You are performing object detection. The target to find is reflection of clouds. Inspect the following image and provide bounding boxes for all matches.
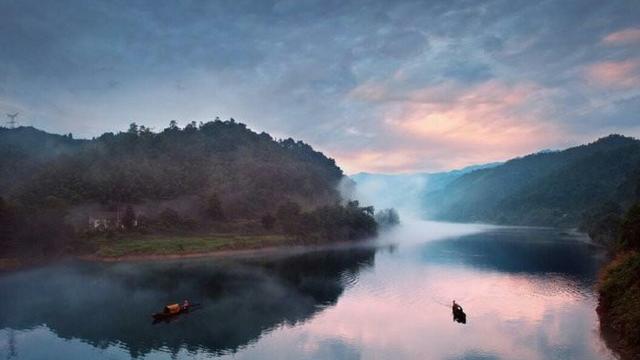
[0,247,377,358]
[216,223,614,360]
[0,223,616,360]
[230,261,612,360]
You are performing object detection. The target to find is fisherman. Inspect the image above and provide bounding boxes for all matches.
[182,299,190,310]
[452,300,466,323]
[452,300,461,311]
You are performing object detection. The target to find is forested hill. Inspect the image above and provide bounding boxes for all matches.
[0,119,388,262]
[424,135,640,227]
[0,120,343,217]
[1,121,387,260]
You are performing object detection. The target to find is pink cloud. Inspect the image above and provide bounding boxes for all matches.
[334,150,425,174]
[336,80,563,173]
[602,27,640,45]
[584,59,640,89]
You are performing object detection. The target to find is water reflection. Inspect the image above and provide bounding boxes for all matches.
[418,227,601,281]
[0,247,376,358]
[0,223,616,360]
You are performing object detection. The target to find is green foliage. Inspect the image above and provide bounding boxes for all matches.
[92,233,290,257]
[276,201,302,234]
[580,201,623,246]
[261,214,276,230]
[598,252,640,358]
[1,120,343,217]
[156,208,192,231]
[0,122,382,258]
[0,197,18,255]
[206,193,225,221]
[0,195,75,257]
[618,204,640,252]
[275,200,377,241]
[121,205,136,230]
[591,203,640,359]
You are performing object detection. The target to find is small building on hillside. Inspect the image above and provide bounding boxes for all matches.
[87,209,139,231]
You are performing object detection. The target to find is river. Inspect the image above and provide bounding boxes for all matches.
[0,221,616,359]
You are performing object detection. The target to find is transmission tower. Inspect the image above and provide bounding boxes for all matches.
[5,112,19,128]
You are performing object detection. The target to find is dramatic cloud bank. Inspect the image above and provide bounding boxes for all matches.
[1,0,639,172]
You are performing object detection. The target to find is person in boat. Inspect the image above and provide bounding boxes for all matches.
[452,300,466,323]
[452,300,461,311]
[182,299,190,310]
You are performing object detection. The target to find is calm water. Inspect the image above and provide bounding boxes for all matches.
[0,221,617,360]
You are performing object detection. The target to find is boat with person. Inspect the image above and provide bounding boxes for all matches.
[452,300,466,324]
[152,300,200,322]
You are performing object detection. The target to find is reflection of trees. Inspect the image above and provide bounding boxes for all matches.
[419,228,603,283]
[7,329,17,359]
[0,247,376,358]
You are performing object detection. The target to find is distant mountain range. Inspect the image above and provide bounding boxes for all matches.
[424,134,640,227]
[350,162,501,213]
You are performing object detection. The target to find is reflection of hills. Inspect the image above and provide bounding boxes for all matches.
[0,247,376,358]
[419,228,603,282]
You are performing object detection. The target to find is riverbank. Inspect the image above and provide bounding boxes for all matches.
[83,233,296,260]
[593,203,640,360]
[1,232,380,269]
[597,251,640,360]
[0,233,294,270]
[0,224,613,360]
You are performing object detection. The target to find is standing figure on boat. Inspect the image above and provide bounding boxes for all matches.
[452,300,467,324]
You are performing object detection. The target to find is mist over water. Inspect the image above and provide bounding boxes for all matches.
[0,221,615,360]
[348,174,429,218]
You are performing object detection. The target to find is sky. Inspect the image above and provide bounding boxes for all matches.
[1,0,639,174]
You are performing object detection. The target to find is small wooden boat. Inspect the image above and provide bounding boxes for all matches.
[152,303,200,322]
[453,304,466,324]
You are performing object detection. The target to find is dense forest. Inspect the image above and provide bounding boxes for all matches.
[0,120,380,259]
[424,135,640,228]
[596,202,640,360]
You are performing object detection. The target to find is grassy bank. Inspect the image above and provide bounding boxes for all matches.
[597,251,640,359]
[88,233,292,258]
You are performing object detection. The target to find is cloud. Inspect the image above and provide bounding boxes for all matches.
[389,82,555,146]
[341,79,564,172]
[584,59,640,89]
[1,0,639,173]
[602,27,640,45]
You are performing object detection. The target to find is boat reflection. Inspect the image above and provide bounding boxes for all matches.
[0,247,377,358]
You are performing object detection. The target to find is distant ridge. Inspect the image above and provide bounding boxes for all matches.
[350,162,501,212]
[424,134,640,226]
[0,122,344,215]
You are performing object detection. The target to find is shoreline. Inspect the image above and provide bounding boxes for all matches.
[1,243,327,271]
[2,233,386,270]
[79,243,298,262]
[78,239,383,263]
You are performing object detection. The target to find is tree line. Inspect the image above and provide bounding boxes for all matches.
[0,120,385,258]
